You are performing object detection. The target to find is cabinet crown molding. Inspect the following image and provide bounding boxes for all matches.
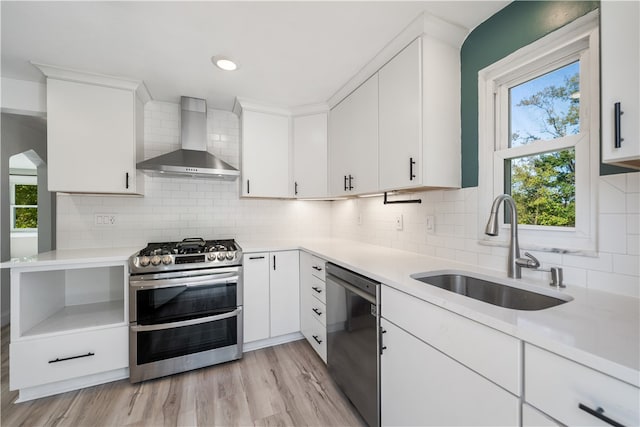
[327,12,467,109]
[31,62,152,104]
[233,97,292,117]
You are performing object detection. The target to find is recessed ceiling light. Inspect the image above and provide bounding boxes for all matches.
[212,56,238,71]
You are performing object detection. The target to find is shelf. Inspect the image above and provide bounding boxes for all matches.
[21,300,125,338]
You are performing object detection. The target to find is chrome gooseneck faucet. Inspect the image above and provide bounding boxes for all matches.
[485,194,540,278]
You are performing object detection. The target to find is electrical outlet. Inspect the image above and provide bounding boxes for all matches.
[426,215,435,234]
[395,214,403,231]
[95,214,117,226]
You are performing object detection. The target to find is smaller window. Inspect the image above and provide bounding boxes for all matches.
[10,176,38,231]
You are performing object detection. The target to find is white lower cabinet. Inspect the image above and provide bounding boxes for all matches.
[381,285,520,426]
[10,326,128,390]
[243,251,300,344]
[9,261,129,401]
[381,318,519,426]
[522,404,560,427]
[525,344,639,427]
[299,251,327,362]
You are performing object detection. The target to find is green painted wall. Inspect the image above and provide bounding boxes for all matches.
[460,0,631,188]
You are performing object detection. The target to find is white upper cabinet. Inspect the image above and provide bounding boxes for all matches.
[293,112,328,198]
[237,101,292,198]
[39,65,148,195]
[379,38,422,191]
[379,35,461,190]
[601,1,640,169]
[329,74,379,196]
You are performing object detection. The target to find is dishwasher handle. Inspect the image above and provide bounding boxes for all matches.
[327,273,376,304]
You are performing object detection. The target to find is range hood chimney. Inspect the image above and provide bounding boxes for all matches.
[136,96,240,180]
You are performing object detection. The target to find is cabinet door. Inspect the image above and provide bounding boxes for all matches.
[269,251,300,337]
[523,404,560,427]
[293,113,328,198]
[47,78,137,194]
[242,253,270,343]
[241,110,291,197]
[329,75,379,195]
[601,1,640,168]
[381,319,519,426]
[379,38,422,191]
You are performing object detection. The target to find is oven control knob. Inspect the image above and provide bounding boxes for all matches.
[139,256,151,267]
[208,252,216,261]
[217,253,226,261]
[151,255,161,266]
[162,255,172,265]
[226,252,235,260]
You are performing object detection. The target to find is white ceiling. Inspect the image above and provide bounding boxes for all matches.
[1,1,509,111]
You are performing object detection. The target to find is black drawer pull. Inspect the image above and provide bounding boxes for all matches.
[312,335,323,345]
[311,286,322,293]
[249,256,265,260]
[312,265,323,271]
[49,352,95,364]
[312,308,323,316]
[579,403,625,427]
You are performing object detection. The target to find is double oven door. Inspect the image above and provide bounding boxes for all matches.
[129,266,242,383]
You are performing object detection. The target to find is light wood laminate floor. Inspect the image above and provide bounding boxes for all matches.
[1,326,365,426]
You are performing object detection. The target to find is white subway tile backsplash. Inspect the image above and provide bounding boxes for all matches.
[54,100,639,298]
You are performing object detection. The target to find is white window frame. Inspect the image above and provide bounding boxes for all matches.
[478,11,599,254]
[10,174,38,232]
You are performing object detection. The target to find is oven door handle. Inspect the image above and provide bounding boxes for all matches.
[130,307,242,332]
[130,273,239,289]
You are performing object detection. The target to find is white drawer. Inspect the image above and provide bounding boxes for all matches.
[10,326,128,390]
[310,256,326,281]
[309,275,326,304]
[525,344,639,427]
[382,285,521,395]
[306,316,327,363]
[309,299,326,326]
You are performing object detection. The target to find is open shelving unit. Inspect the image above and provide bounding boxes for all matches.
[12,262,127,340]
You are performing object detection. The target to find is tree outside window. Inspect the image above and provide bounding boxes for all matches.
[10,177,38,230]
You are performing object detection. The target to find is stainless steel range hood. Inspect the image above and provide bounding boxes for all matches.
[137,96,240,180]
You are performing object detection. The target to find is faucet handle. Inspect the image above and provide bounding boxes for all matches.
[517,252,541,269]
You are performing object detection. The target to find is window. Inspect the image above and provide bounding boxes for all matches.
[10,175,38,231]
[478,12,599,253]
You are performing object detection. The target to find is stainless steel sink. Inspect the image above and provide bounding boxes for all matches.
[410,271,572,310]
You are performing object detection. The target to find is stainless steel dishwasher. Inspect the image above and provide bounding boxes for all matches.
[326,263,380,427]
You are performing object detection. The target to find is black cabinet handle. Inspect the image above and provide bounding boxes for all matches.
[409,157,416,181]
[273,255,276,271]
[312,335,323,345]
[249,256,265,260]
[49,352,95,364]
[247,179,250,194]
[343,175,348,191]
[578,403,625,427]
[312,308,322,316]
[379,327,387,355]
[125,172,129,189]
[311,286,322,293]
[614,102,624,149]
[295,181,298,196]
[348,174,354,190]
[312,265,323,271]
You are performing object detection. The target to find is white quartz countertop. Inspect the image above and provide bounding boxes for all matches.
[1,247,139,268]
[4,240,638,387]
[241,238,640,387]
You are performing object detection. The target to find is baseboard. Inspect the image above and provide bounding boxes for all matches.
[15,368,129,403]
[243,331,304,353]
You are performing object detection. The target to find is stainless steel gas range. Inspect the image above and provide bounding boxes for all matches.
[128,238,243,383]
